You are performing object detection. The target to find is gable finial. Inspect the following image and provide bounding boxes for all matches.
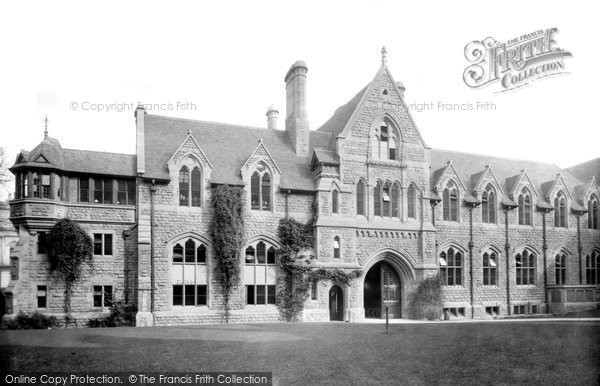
[188,128,192,135]
[258,137,263,144]
[381,46,387,64]
[44,115,48,138]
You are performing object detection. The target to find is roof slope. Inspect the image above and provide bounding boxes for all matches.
[144,114,331,190]
[431,149,585,199]
[316,85,368,148]
[566,158,600,183]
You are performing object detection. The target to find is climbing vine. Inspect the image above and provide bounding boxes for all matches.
[46,218,93,326]
[407,273,444,320]
[210,184,245,323]
[276,200,362,321]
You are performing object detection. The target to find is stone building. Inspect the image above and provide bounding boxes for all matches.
[4,53,600,326]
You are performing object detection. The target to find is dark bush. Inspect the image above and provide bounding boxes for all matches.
[0,311,60,330]
[88,300,137,328]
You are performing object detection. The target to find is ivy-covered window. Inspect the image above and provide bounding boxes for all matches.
[245,241,276,265]
[439,247,462,286]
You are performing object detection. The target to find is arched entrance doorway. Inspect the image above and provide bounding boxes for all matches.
[364,261,401,318]
[329,285,344,321]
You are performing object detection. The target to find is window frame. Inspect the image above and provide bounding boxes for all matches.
[588,195,599,230]
[93,233,113,257]
[356,179,366,216]
[554,191,567,228]
[246,284,276,305]
[333,236,341,259]
[518,187,533,226]
[407,183,417,219]
[37,285,47,309]
[172,284,207,307]
[555,253,567,285]
[250,165,272,211]
[442,182,459,222]
[515,249,536,286]
[482,251,498,286]
[439,247,463,286]
[93,285,113,309]
[481,185,497,224]
[586,250,600,285]
[332,189,339,214]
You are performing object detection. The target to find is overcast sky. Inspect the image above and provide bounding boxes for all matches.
[0,1,598,199]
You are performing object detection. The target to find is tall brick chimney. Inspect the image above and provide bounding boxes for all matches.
[285,60,309,156]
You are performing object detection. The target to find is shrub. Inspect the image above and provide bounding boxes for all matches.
[0,311,60,330]
[88,300,137,328]
[408,274,444,320]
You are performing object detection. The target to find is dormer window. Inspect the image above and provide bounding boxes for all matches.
[179,165,202,207]
[587,194,598,230]
[518,187,533,226]
[481,184,497,224]
[443,182,459,222]
[250,163,271,211]
[554,191,567,228]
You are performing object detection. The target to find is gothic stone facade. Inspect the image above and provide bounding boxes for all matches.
[5,59,600,326]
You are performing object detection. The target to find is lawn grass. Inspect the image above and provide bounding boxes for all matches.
[1,321,599,385]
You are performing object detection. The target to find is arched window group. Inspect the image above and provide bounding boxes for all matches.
[442,182,459,222]
[250,163,271,211]
[482,251,497,285]
[371,119,398,161]
[439,247,462,286]
[555,253,567,285]
[172,239,208,307]
[179,165,202,207]
[245,240,278,306]
[518,187,532,226]
[245,241,277,265]
[481,185,496,223]
[554,191,567,228]
[588,195,599,230]
[374,180,400,218]
[586,250,600,285]
[515,249,536,285]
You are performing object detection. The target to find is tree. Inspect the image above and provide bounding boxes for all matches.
[0,147,13,199]
[46,218,93,325]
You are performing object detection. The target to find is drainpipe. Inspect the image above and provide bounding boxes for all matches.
[285,190,290,219]
[466,201,481,319]
[541,211,549,314]
[150,180,156,313]
[502,202,517,315]
[576,212,583,283]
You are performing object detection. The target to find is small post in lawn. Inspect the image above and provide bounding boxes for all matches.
[385,306,389,334]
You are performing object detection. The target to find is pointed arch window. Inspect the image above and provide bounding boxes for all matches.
[443,182,459,221]
[483,251,498,285]
[407,183,417,219]
[555,253,567,285]
[333,236,341,259]
[171,238,208,307]
[179,165,202,207]
[191,167,202,207]
[332,189,339,214]
[554,191,567,228]
[587,195,599,230]
[250,164,271,211]
[518,187,532,225]
[586,250,600,284]
[481,185,497,224]
[373,181,399,218]
[439,247,462,286]
[515,249,536,285]
[179,166,190,206]
[356,179,366,216]
[371,118,399,161]
[244,240,278,305]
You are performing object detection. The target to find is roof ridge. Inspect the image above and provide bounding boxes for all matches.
[63,148,135,157]
[432,148,561,168]
[147,113,272,132]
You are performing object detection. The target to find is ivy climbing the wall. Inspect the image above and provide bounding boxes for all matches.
[276,200,361,321]
[210,184,245,323]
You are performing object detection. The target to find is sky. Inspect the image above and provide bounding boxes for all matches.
[0,0,598,199]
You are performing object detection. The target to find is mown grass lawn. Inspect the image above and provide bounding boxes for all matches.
[1,321,599,385]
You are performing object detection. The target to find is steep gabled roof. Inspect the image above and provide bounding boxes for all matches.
[430,149,584,199]
[317,85,368,146]
[143,114,331,191]
[566,158,600,183]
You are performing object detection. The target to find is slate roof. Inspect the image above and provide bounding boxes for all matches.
[316,85,368,148]
[566,158,600,183]
[11,136,136,177]
[430,149,585,200]
[143,114,331,191]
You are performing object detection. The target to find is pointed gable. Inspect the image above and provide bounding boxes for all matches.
[541,173,573,201]
[33,154,50,164]
[167,131,214,182]
[575,177,600,204]
[471,165,504,195]
[507,169,539,199]
[432,161,467,193]
[241,139,282,180]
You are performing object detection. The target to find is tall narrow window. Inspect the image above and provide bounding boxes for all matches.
[250,166,271,211]
[37,285,47,308]
[127,180,136,205]
[22,172,29,198]
[257,242,266,264]
[185,239,195,263]
[554,191,567,227]
[382,183,390,216]
[371,118,399,161]
[555,253,567,285]
[443,182,459,221]
[179,166,190,206]
[41,174,50,199]
[374,183,381,216]
[333,237,340,259]
[117,180,127,205]
[32,173,40,198]
[391,183,399,218]
[332,190,339,214]
[516,249,536,285]
[587,195,598,230]
[407,184,416,219]
[102,178,112,204]
[586,251,600,285]
[483,252,497,285]
[173,244,184,263]
[191,167,202,207]
[439,247,462,285]
[518,188,532,225]
[481,186,496,223]
[245,246,256,264]
[356,180,366,216]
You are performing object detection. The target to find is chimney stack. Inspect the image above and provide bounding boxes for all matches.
[284,60,309,156]
[266,105,279,130]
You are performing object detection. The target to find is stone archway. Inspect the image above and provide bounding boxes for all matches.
[361,249,415,320]
[329,285,344,321]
